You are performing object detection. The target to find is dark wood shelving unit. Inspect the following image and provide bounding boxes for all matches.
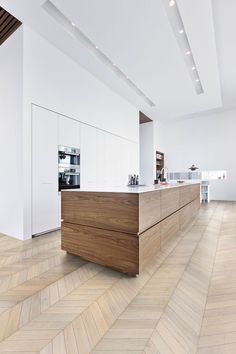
[156,150,164,179]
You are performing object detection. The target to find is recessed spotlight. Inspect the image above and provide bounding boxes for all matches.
[42,0,156,106]
[161,0,204,94]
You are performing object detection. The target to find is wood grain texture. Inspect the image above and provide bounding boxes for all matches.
[62,191,139,234]
[62,222,139,275]
[160,187,180,219]
[0,232,59,267]
[139,223,161,272]
[62,185,200,275]
[1,201,234,353]
[180,202,192,230]
[139,190,161,233]
[179,184,200,209]
[180,198,199,230]
[179,185,192,207]
[193,194,201,213]
[161,210,180,247]
[0,6,21,46]
[191,183,201,201]
[139,111,152,124]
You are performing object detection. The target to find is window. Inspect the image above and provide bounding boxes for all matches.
[201,170,227,180]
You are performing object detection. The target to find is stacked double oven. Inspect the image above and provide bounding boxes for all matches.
[58,146,80,191]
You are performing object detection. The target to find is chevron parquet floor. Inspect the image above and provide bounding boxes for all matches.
[0,202,236,353]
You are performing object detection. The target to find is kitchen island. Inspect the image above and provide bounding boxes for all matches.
[61,182,200,275]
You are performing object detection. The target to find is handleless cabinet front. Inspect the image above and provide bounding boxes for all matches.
[32,105,59,235]
[160,188,180,220]
[58,115,80,149]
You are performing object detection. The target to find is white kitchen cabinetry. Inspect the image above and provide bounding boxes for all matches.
[80,123,138,189]
[32,107,138,236]
[32,106,59,235]
[80,124,98,188]
[96,130,107,187]
[58,115,80,148]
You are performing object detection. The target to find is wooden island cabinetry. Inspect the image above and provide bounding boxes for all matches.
[61,183,200,275]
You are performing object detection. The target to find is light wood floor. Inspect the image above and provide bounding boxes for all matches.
[0,201,236,353]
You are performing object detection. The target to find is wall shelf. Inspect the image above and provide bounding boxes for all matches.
[156,150,164,179]
[201,182,210,203]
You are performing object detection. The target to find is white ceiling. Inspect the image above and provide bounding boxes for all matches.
[0,0,231,122]
[212,0,236,112]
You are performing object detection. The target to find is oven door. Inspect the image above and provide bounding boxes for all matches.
[59,168,80,191]
[58,146,80,167]
[58,153,80,167]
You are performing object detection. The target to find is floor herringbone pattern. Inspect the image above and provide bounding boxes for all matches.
[0,202,235,353]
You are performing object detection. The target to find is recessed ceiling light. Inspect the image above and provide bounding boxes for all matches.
[162,0,204,94]
[42,0,156,107]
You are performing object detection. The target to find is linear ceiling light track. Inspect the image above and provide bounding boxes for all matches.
[42,0,156,107]
[164,0,204,95]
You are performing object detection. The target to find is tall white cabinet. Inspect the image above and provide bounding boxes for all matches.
[32,105,138,236]
[58,116,80,148]
[80,124,138,189]
[80,124,98,188]
[32,106,81,235]
[32,106,59,235]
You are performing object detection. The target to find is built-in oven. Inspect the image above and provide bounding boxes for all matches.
[58,145,80,191]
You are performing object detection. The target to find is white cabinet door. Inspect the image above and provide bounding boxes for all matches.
[80,124,97,188]
[96,130,106,187]
[32,106,59,235]
[58,115,80,148]
[80,123,139,189]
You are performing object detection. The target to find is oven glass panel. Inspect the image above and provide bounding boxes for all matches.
[58,152,80,166]
[58,146,80,190]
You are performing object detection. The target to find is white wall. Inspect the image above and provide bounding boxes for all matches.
[156,109,236,201]
[23,26,138,142]
[22,26,139,239]
[139,122,155,185]
[0,28,24,239]
[154,120,166,154]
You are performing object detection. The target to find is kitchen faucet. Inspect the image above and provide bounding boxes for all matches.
[160,167,169,181]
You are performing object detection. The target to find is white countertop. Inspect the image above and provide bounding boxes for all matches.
[62,181,200,194]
